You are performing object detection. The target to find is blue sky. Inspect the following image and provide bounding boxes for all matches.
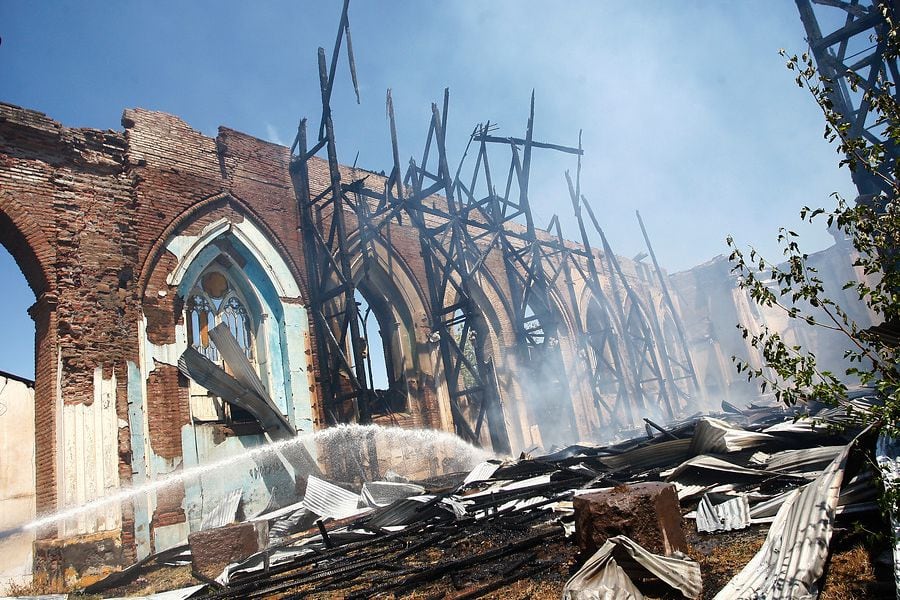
[0,1,858,378]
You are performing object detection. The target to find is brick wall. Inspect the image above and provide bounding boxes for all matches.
[0,101,681,570]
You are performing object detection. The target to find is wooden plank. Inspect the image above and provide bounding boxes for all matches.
[472,134,583,155]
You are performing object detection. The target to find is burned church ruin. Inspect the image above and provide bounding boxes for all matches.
[0,0,886,589]
[0,96,699,581]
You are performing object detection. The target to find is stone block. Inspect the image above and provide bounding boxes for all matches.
[188,521,268,579]
[573,482,686,556]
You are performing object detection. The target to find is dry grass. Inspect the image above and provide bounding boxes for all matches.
[820,545,878,600]
[96,564,197,598]
[686,527,766,599]
[3,573,69,597]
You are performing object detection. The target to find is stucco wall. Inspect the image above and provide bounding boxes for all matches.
[0,373,36,589]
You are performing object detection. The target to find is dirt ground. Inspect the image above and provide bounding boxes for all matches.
[7,512,895,599]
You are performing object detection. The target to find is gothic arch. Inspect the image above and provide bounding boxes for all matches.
[137,192,307,303]
[522,285,581,447]
[345,237,447,429]
[0,200,53,298]
[134,205,315,538]
[442,267,518,450]
[578,286,634,428]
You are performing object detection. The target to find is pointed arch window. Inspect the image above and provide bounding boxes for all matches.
[187,270,254,363]
[186,267,262,424]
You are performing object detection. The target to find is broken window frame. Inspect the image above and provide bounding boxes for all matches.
[185,264,270,427]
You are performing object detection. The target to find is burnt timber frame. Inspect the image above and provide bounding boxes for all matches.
[289,0,373,430]
[289,0,700,451]
[635,210,702,406]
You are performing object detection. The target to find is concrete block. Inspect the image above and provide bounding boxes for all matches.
[573,482,686,556]
[188,521,268,579]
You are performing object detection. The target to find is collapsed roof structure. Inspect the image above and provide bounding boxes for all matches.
[0,0,898,596]
[78,397,898,599]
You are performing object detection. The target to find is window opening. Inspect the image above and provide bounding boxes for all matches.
[523,301,547,350]
[186,268,259,424]
[353,287,406,416]
[0,246,35,380]
[355,289,388,390]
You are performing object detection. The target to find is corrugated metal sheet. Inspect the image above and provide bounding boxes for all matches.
[764,445,844,474]
[748,469,878,522]
[563,554,642,599]
[178,347,292,437]
[599,438,692,472]
[762,418,818,434]
[360,481,426,507]
[714,440,854,599]
[302,475,361,520]
[209,324,297,437]
[364,496,444,529]
[461,461,501,485]
[662,455,775,481]
[563,535,702,600]
[690,417,774,454]
[695,494,750,533]
[251,499,305,522]
[200,488,243,531]
[267,507,317,540]
[208,324,268,401]
[217,546,316,586]
[462,474,553,500]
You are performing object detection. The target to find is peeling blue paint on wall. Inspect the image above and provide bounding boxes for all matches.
[126,360,152,560]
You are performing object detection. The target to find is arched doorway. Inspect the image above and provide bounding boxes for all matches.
[0,204,50,587]
[0,245,38,588]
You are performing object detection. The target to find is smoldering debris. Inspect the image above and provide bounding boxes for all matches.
[81,397,896,599]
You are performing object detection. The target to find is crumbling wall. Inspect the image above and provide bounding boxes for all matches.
[0,102,689,581]
[0,104,138,585]
[669,244,879,407]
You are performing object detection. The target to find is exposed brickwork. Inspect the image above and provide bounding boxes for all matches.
[145,365,190,460]
[188,521,268,579]
[0,101,675,577]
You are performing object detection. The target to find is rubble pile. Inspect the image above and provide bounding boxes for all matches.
[77,395,897,599]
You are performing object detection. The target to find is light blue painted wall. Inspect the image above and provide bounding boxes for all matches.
[125,361,152,559]
[165,226,314,535]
